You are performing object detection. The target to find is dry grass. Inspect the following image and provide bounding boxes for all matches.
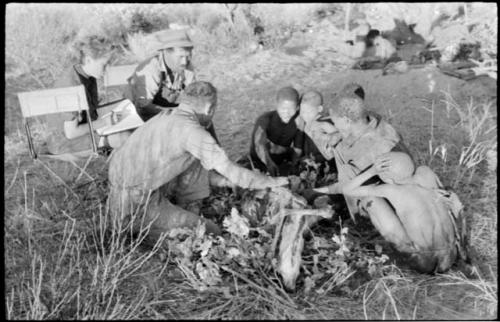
[4,3,498,320]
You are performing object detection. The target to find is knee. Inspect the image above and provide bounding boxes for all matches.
[107,131,132,149]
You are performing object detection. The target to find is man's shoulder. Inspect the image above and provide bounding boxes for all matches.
[366,113,400,142]
[255,110,275,125]
[259,110,276,118]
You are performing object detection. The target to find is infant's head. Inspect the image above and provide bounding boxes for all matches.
[376,152,415,184]
[299,90,323,124]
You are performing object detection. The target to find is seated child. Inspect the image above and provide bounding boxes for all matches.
[296,90,340,175]
[249,86,303,176]
[314,151,464,273]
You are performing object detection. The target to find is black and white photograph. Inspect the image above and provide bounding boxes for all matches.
[4,2,497,320]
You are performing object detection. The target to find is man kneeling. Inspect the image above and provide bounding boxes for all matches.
[108,81,288,241]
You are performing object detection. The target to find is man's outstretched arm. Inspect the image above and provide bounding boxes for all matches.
[314,165,392,198]
[185,126,287,190]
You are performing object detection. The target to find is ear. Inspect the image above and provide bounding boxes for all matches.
[202,101,212,114]
[317,105,324,113]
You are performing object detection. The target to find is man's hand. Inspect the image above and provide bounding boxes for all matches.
[161,87,181,103]
[374,155,392,174]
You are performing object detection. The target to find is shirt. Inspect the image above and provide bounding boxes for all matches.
[109,106,277,192]
[127,51,195,121]
[249,110,303,163]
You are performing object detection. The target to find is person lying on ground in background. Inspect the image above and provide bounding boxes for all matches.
[126,29,219,142]
[108,81,288,242]
[249,86,303,176]
[315,152,464,273]
[46,34,121,154]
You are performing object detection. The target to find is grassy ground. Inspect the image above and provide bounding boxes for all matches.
[4,3,497,320]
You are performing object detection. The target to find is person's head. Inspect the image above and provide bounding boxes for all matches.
[327,93,369,136]
[163,46,193,73]
[276,86,300,124]
[376,152,415,184]
[179,81,217,126]
[155,29,194,73]
[299,90,323,124]
[74,35,115,79]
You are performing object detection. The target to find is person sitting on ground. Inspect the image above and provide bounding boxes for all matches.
[315,152,464,273]
[46,34,119,155]
[249,86,303,176]
[108,81,288,241]
[305,83,366,158]
[295,90,339,177]
[314,88,418,257]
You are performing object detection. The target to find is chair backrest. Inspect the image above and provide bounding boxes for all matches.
[103,64,138,88]
[17,85,89,118]
[17,85,97,159]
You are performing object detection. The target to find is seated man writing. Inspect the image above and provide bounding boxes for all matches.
[47,34,129,154]
[315,152,464,273]
[108,81,288,241]
[249,86,303,176]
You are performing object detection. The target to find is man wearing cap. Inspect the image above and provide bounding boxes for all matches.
[127,29,219,141]
[108,81,288,241]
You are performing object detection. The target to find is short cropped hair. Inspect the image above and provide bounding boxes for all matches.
[341,83,365,100]
[276,86,300,104]
[72,34,115,63]
[331,93,368,122]
[180,81,217,107]
[301,90,323,107]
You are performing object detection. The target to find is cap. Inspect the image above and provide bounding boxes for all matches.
[152,29,193,50]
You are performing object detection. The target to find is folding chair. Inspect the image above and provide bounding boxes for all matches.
[17,85,99,185]
[103,63,138,97]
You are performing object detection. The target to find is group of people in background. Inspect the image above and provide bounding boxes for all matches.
[48,28,466,274]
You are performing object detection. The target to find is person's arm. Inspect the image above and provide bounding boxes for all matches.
[314,166,377,195]
[208,170,233,188]
[307,121,342,160]
[128,59,168,120]
[185,126,287,189]
[63,114,112,139]
[252,115,278,175]
[292,129,305,163]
